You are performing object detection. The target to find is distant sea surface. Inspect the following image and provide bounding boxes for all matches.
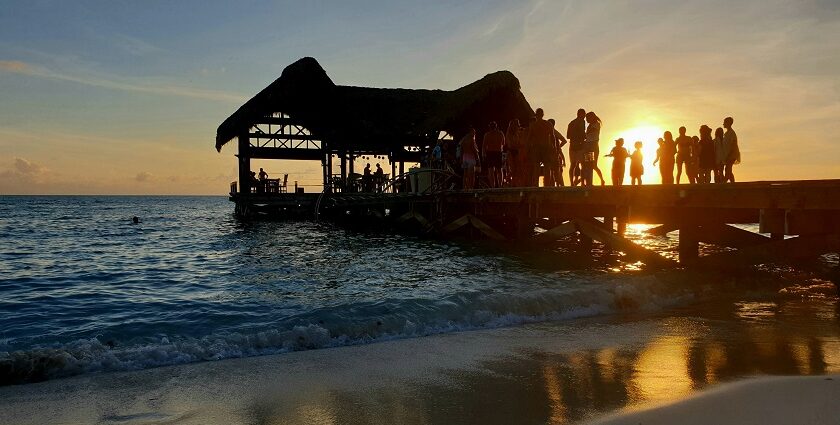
[0,196,836,386]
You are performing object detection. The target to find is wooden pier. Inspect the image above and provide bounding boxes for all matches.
[230,179,840,269]
[216,58,840,274]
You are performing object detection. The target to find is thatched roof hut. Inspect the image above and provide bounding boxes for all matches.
[216,57,534,154]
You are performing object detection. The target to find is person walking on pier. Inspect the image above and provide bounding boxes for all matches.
[584,111,606,186]
[722,117,740,183]
[713,127,726,183]
[605,138,630,186]
[482,121,505,188]
[675,127,692,184]
[567,109,587,186]
[460,128,480,190]
[630,141,644,185]
[698,125,716,183]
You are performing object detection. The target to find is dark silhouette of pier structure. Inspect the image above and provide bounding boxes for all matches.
[217,58,840,269]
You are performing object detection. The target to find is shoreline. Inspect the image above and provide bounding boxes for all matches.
[1,303,838,424]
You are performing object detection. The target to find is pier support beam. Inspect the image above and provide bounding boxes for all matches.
[679,225,700,265]
[237,132,251,196]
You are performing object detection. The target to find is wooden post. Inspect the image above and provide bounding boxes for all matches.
[237,132,251,196]
[603,216,614,232]
[679,225,700,264]
[340,152,347,191]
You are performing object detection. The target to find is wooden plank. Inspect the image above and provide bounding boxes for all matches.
[467,215,507,241]
[696,224,770,248]
[533,221,578,242]
[647,223,678,236]
[573,218,678,268]
[442,214,471,233]
[247,147,324,160]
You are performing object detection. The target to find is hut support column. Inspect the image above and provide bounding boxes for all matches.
[237,132,251,196]
[340,153,347,191]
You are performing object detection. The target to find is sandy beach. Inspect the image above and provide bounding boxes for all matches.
[2,297,838,425]
[587,375,840,425]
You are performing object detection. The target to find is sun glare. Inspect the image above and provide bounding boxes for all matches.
[611,124,664,183]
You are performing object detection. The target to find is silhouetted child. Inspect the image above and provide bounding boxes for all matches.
[605,138,630,186]
[630,141,644,185]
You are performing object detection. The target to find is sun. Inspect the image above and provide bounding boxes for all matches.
[611,124,665,182]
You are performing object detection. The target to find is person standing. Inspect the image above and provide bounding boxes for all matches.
[660,131,677,184]
[529,108,555,186]
[675,127,692,184]
[482,121,505,188]
[713,127,726,183]
[605,138,630,186]
[585,111,606,186]
[722,117,740,183]
[566,109,587,186]
[698,125,716,183]
[460,128,480,190]
[630,141,644,185]
[505,119,522,186]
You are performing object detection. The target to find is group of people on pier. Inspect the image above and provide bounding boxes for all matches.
[438,109,741,189]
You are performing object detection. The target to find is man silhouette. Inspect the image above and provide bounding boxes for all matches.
[567,109,586,186]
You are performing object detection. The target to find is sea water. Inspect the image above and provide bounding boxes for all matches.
[0,195,833,386]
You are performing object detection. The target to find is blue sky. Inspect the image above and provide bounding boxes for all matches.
[1,0,839,193]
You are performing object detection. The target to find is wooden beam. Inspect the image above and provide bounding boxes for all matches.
[247,147,324,160]
[696,224,770,248]
[646,223,678,236]
[532,221,578,242]
[249,132,317,141]
[467,215,507,241]
[440,214,506,240]
[442,214,471,233]
[573,218,677,268]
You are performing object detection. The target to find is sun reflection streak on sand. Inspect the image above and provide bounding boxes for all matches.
[629,335,693,406]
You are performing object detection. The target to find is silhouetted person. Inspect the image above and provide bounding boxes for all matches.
[605,138,630,186]
[250,171,261,193]
[567,108,587,186]
[482,121,505,188]
[722,117,740,183]
[530,108,555,186]
[460,128,479,190]
[549,118,567,186]
[713,127,726,183]
[675,127,692,184]
[374,163,384,191]
[521,116,537,186]
[505,119,522,186]
[432,141,443,169]
[132,216,140,224]
[689,135,701,184]
[363,163,372,192]
[698,125,716,183]
[258,167,268,182]
[585,111,605,186]
[630,141,644,185]
[661,131,677,184]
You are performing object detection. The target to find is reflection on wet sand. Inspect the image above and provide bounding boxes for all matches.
[256,298,839,425]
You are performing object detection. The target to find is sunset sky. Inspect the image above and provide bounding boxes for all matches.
[1,0,838,194]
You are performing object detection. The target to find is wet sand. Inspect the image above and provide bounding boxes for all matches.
[1,295,838,424]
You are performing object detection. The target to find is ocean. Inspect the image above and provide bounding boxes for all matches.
[0,195,837,389]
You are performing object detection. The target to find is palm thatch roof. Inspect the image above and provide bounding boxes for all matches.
[216,57,534,153]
